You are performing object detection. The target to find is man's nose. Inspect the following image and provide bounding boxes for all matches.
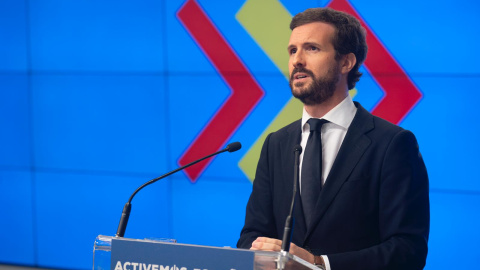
[292,51,305,68]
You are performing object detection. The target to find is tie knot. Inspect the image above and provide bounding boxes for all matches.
[307,118,329,132]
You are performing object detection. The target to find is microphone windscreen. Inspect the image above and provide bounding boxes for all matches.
[293,144,302,154]
[226,142,242,152]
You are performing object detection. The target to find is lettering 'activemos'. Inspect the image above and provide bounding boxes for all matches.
[114,261,187,270]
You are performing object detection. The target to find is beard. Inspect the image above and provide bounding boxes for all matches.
[289,64,340,106]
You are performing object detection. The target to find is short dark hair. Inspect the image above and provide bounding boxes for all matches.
[290,8,367,90]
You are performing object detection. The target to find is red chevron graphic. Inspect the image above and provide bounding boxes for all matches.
[177,0,264,182]
[328,0,422,124]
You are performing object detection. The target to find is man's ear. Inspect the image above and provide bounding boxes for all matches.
[341,53,356,74]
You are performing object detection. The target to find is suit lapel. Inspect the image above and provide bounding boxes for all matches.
[305,103,374,240]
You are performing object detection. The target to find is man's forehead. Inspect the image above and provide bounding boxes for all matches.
[288,21,336,46]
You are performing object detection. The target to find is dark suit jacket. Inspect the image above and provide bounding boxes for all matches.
[237,102,429,270]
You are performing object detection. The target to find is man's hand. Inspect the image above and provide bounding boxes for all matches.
[250,237,315,264]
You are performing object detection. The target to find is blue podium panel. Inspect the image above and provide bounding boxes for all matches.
[0,1,27,71]
[0,74,31,168]
[0,170,35,265]
[170,174,252,248]
[35,171,171,269]
[29,0,165,72]
[31,74,169,175]
[401,75,480,192]
[111,238,254,270]
[426,191,480,270]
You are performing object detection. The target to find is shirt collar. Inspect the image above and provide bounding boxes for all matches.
[301,95,357,132]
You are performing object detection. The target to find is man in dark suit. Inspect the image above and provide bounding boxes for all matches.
[237,7,429,270]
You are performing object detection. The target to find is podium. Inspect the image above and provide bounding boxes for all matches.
[93,235,317,270]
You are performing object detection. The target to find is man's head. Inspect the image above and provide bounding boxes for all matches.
[288,8,367,105]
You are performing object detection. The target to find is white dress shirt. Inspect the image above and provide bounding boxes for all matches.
[299,95,357,270]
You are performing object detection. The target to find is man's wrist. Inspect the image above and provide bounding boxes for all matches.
[313,255,325,269]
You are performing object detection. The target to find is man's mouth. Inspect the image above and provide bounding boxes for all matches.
[294,73,309,80]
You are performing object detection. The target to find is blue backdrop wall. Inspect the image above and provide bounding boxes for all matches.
[1,0,479,269]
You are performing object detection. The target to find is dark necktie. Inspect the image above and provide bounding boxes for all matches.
[301,118,329,228]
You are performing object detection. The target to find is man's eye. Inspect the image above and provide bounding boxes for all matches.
[309,46,318,51]
[289,48,297,55]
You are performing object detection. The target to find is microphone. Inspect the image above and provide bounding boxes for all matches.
[115,141,242,238]
[281,144,302,252]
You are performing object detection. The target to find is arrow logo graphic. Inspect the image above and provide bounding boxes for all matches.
[177,0,264,182]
